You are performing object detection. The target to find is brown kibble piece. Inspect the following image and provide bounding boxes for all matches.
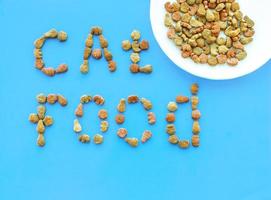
[98,109,108,119]
[36,120,45,133]
[176,95,189,103]
[127,95,139,104]
[57,94,68,106]
[117,98,126,113]
[93,134,104,144]
[34,48,42,59]
[92,49,102,59]
[166,124,176,135]
[148,112,156,125]
[36,93,47,104]
[166,113,175,123]
[192,110,201,120]
[191,83,199,95]
[100,121,109,132]
[29,113,39,123]
[141,130,152,143]
[168,135,179,144]
[117,128,128,138]
[47,94,58,104]
[140,98,152,110]
[80,95,92,104]
[44,29,58,38]
[75,103,83,117]
[139,40,149,50]
[37,105,46,119]
[43,116,53,126]
[178,140,190,149]
[34,37,45,49]
[91,26,103,35]
[130,64,140,73]
[37,134,45,147]
[191,96,199,110]
[99,35,108,48]
[79,134,90,143]
[35,58,44,70]
[93,95,105,105]
[192,135,200,147]
[192,121,200,134]
[57,31,68,41]
[103,48,113,61]
[55,64,68,74]
[125,137,139,147]
[41,67,55,77]
[115,114,125,124]
[108,60,117,72]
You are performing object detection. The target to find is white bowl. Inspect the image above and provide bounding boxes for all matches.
[150,0,271,80]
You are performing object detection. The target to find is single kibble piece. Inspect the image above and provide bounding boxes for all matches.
[192,110,201,120]
[79,134,90,143]
[132,41,141,53]
[192,121,200,134]
[98,109,108,119]
[85,35,93,48]
[166,124,176,135]
[176,95,189,103]
[168,135,179,144]
[36,120,45,134]
[91,26,103,35]
[130,63,140,73]
[167,101,178,112]
[140,98,152,110]
[80,60,89,74]
[37,105,46,119]
[57,94,68,106]
[57,31,68,41]
[36,93,47,104]
[139,65,153,74]
[191,83,199,95]
[43,116,53,126]
[73,119,82,133]
[127,95,139,104]
[122,40,132,51]
[103,48,113,61]
[35,58,44,70]
[125,137,139,147]
[99,35,108,48]
[80,95,92,104]
[34,48,42,59]
[44,29,58,38]
[130,53,140,63]
[92,49,102,59]
[100,121,109,132]
[75,103,83,117]
[141,130,152,143]
[34,37,45,49]
[93,95,105,105]
[131,30,141,41]
[139,40,149,50]
[29,113,39,123]
[41,67,55,77]
[191,135,200,147]
[178,140,190,149]
[117,98,126,113]
[47,94,58,104]
[115,114,125,124]
[108,61,117,72]
[147,112,156,125]
[166,113,175,123]
[117,128,128,138]
[93,134,103,144]
[191,96,199,110]
[37,133,46,147]
[55,64,68,74]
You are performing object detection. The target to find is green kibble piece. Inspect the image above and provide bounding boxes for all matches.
[206,10,215,22]
[80,95,92,104]
[207,56,218,66]
[215,3,225,12]
[197,4,206,16]
[164,13,174,27]
[122,40,132,51]
[244,16,255,28]
[93,134,103,144]
[181,13,191,23]
[187,0,195,5]
[79,134,90,143]
[218,45,229,54]
[173,37,183,46]
[193,47,203,56]
[168,135,179,144]
[236,51,247,61]
[180,2,189,13]
[190,19,203,27]
[131,30,141,41]
[240,37,253,45]
[210,44,218,56]
[216,37,226,45]
[196,38,205,48]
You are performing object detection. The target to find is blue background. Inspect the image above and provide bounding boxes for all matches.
[0,0,271,199]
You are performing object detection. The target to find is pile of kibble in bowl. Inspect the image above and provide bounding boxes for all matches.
[164,0,255,66]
